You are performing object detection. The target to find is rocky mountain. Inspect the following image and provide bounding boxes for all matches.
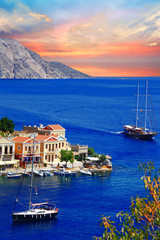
[0,38,90,79]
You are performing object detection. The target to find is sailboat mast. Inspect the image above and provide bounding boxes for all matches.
[136,81,139,128]
[144,80,148,130]
[29,134,35,210]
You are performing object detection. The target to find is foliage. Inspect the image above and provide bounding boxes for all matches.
[60,149,74,167]
[93,153,99,157]
[94,162,160,240]
[88,147,95,156]
[74,155,83,161]
[70,157,74,167]
[0,117,15,133]
[99,154,106,161]
[74,155,79,161]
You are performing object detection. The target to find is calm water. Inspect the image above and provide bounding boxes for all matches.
[0,77,160,240]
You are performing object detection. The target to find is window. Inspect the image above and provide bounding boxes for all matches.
[48,155,50,162]
[52,155,54,162]
[18,145,21,151]
[5,146,8,154]
[59,143,61,148]
[10,146,13,154]
[56,144,58,149]
[46,144,48,149]
[49,144,51,151]
[52,144,54,151]
[28,146,31,152]
[36,146,38,151]
[55,154,57,159]
[25,146,27,151]
[62,142,64,147]
[0,147,2,154]
[45,155,47,160]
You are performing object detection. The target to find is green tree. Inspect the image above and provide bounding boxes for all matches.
[60,149,74,167]
[94,162,160,240]
[93,153,99,157]
[0,117,15,133]
[88,147,95,156]
[99,154,106,161]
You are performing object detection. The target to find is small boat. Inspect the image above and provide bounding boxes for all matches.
[123,81,157,140]
[7,172,21,178]
[23,172,31,177]
[12,134,58,222]
[12,202,58,221]
[33,169,44,177]
[54,168,76,176]
[79,169,94,176]
[42,170,53,176]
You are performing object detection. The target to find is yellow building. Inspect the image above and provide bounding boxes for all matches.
[36,134,67,166]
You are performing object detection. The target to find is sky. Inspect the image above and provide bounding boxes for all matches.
[0,0,160,77]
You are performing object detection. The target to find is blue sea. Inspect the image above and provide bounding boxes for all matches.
[0,77,160,240]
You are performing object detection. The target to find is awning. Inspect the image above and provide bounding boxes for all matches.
[0,160,19,166]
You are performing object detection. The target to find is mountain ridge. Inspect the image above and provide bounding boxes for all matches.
[0,38,90,79]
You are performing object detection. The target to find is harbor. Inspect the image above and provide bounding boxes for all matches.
[0,78,159,240]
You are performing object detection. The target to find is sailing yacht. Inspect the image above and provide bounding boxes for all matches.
[12,135,58,221]
[123,81,157,140]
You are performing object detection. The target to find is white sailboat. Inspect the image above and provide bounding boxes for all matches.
[12,135,58,221]
[123,81,157,140]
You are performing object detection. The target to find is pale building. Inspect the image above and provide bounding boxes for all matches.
[0,137,17,168]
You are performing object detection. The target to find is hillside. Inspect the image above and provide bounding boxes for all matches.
[0,38,90,79]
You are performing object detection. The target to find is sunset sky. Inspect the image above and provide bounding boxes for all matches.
[0,0,160,77]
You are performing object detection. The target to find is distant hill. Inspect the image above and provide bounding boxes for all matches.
[0,38,90,79]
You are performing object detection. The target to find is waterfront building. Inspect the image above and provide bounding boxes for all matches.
[23,124,66,137]
[36,134,69,166]
[11,136,41,167]
[42,125,66,137]
[0,137,17,168]
[70,144,88,160]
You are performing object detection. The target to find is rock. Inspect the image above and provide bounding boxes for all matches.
[0,38,91,79]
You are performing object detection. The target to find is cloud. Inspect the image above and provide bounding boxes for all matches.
[0,0,52,34]
[29,13,52,23]
[67,4,160,49]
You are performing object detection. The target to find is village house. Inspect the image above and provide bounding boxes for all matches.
[11,136,41,167]
[0,137,17,168]
[36,133,69,166]
[70,144,88,160]
[22,124,66,137]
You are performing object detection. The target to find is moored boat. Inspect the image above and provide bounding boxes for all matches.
[79,169,94,176]
[12,202,58,221]
[41,170,53,176]
[33,169,44,177]
[54,168,76,176]
[7,172,21,178]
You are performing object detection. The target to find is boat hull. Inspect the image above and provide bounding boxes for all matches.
[7,174,21,178]
[123,126,157,140]
[12,211,58,222]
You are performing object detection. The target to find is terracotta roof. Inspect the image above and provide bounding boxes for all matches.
[12,136,30,143]
[36,134,58,142]
[36,135,49,141]
[43,124,65,131]
[12,136,40,144]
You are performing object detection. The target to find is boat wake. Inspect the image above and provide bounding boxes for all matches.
[109,131,123,135]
